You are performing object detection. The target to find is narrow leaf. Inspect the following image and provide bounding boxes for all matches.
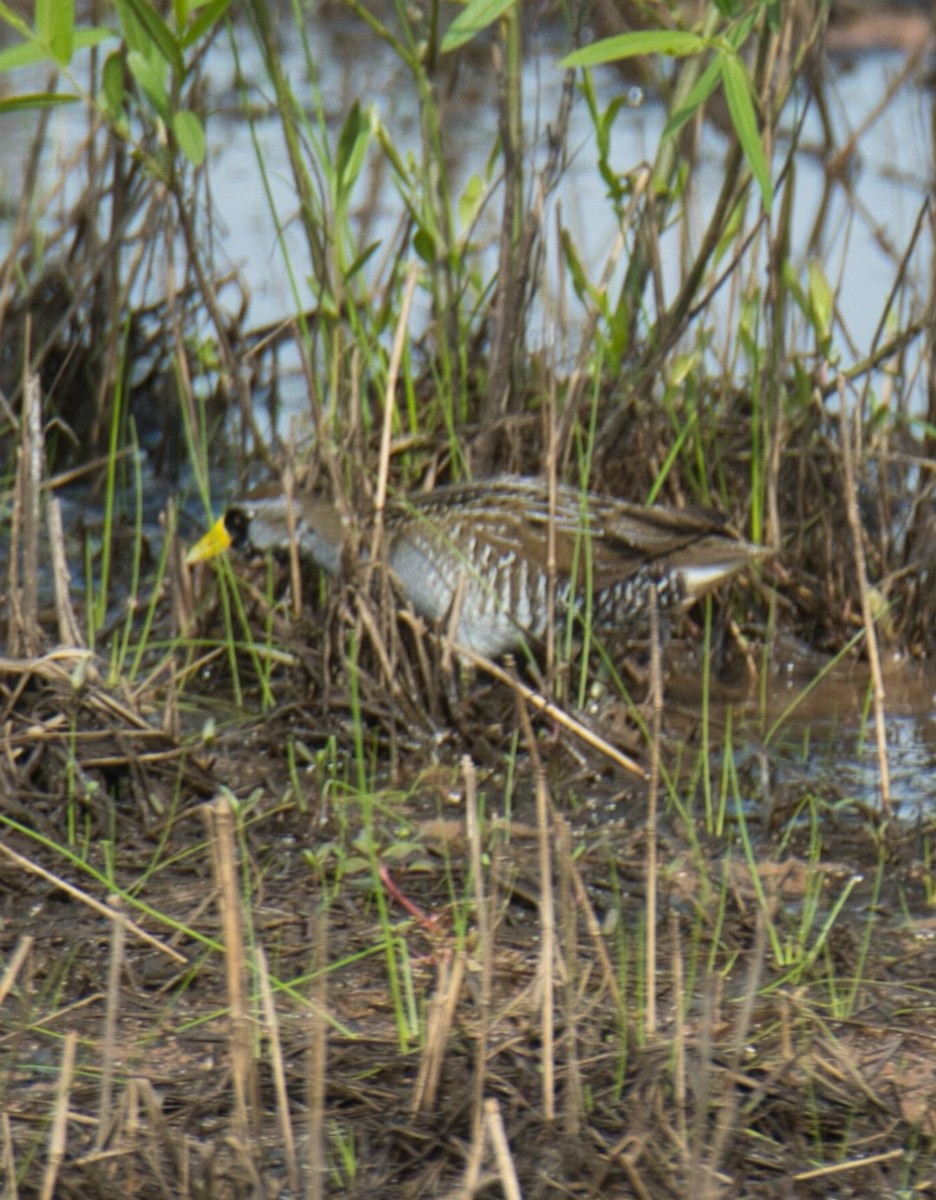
[335,101,372,193]
[183,0,233,48]
[0,24,111,73]
[441,0,516,54]
[0,91,78,112]
[127,47,169,121]
[661,53,720,141]
[100,50,126,122]
[38,0,74,64]
[720,52,772,212]
[807,260,834,344]
[118,0,183,78]
[0,0,30,38]
[561,30,704,69]
[173,108,205,165]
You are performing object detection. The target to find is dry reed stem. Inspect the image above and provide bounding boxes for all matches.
[694,913,767,1200]
[645,584,661,1038]
[792,1147,906,1181]
[96,895,127,1151]
[20,372,41,657]
[565,852,627,1020]
[372,263,420,545]
[39,1029,76,1200]
[256,946,299,1193]
[46,497,84,647]
[837,378,891,811]
[305,903,328,1200]
[283,464,303,620]
[452,643,646,779]
[412,948,467,1117]
[457,1111,490,1199]
[203,794,257,1144]
[483,1098,523,1200]
[463,756,493,1132]
[1,1111,17,1200]
[0,840,187,963]
[544,414,557,680]
[0,935,33,1005]
[670,911,687,1144]
[7,368,42,658]
[515,693,555,1123]
[556,817,583,1136]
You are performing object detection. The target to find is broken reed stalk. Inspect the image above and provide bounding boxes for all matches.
[0,838,186,963]
[556,816,584,1136]
[1,1111,16,1196]
[256,946,299,1194]
[96,894,127,1150]
[671,911,687,1145]
[305,903,328,1200]
[370,261,419,609]
[645,584,662,1038]
[515,692,556,1123]
[0,935,33,1004]
[203,794,258,1145]
[412,946,466,1117]
[9,369,43,657]
[464,755,493,1132]
[39,1030,77,1200]
[483,1097,524,1200]
[454,643,646,780]
[47,497,84,647]
[693,911,768,1200]
[837,377,891,811]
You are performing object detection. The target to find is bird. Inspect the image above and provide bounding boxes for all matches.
[186,476,766,658]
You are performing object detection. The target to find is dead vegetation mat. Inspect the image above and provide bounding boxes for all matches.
[1,635,936,1200]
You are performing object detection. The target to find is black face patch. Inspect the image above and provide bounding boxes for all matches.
[224,507,253,551]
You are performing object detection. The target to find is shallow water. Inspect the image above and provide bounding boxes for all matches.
[1,11,935,814]
[667,646,936,817]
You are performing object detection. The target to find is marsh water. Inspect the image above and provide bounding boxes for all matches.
[2,10,935,815]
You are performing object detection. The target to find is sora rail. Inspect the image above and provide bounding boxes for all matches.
[187,476,766,658]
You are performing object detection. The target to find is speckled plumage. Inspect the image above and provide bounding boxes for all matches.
[194,476,766,657]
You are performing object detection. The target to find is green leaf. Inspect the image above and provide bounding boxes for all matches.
[807,260,834,344]
[344,240,381,283]
[127,47,169,121]
[561,29,705,69]
[413,227,437,264]
[781,261,808,317]
[457,173,484,230]
[0,91,78,112]
[76,26,113,50]
[373,117,410,182]
[560,227,608,320]
[441,0,516,54]
[0,23,110,73]
[335,101,372,195]
[182,0,233,48]
[0,37,49,71]
[37,0,73,64]
[172,107,205,165]
[100,50,126,122]
[116,0,183,78]
[661,53,720,141]
[0,0,31,40]
[720,52,772,212]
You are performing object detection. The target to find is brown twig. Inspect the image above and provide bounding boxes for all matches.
[838,376,891,811]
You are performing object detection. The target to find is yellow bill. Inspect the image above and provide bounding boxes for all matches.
[186,515,233,565]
